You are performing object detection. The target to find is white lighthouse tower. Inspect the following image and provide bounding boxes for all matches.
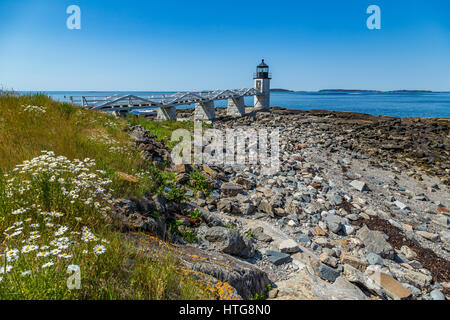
[253,59,271,110]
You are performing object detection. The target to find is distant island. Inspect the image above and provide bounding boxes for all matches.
[388,90,433,93]
[271,88,295,92]
[319,89,433,94]
[319,89,380,93]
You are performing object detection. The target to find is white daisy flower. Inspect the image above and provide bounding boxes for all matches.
[42,261,54,269]
[93,245,106,255]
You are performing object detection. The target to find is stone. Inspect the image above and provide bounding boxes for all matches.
[312,225,328,236]
[221,183,243,198]
[356,225,394,259]
[296,234,311,243]
[205,227,255,258]
[179,244,269,300]
[173,163,192,174]
[252,227,273,243]
[416,230,440,242]
[278,239,300,254]
[318,264,341,283]
[217,199,233,213]
[368,272,412,300]
[197,207,224,227]
[266,250,292,266]
[340,253,367,272]
[440,230,450,242]
[239,203,255,215]
[401,283,421,297]
[350,180,370,192]
[325,214,343,234]
[320,253,338,268]
[328,276,369,300]
[234,176,255,190]
[433,216,449,228]
[342,224,356,235]
[394,200,410,211]
[409,260,423,269]
[268,288,279,299]
[343,264,384,297]
[366,252,384,266]
[402,269,433,288]
[258,199,275,217]
[285,201,302,216]
[400,246,417,260]
[328,192,343,206]
[430,289,446,300]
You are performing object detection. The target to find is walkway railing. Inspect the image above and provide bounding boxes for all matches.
[69,88,261,111]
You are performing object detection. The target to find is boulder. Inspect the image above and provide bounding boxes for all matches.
[356,225,394,259]
[177,244,269,299]
[266,250,292,266]
[340,253,367,272]
[278,239,300,254]
[325,214,344,234]
[221,183,244,198]
[318,264,341,283]
[205,227,255,258]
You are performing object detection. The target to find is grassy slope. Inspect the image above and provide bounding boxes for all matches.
[0,93,216,300]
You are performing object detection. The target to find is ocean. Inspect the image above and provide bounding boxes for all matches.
[22,91,450,118]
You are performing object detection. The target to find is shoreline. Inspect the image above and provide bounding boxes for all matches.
[125,107,450,299]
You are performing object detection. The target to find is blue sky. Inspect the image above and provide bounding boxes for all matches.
[0,0,449,91]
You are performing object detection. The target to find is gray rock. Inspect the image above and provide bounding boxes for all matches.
[179,245,269,299]
[325,214,343,234]
[252,227,273,243]
[327,276,369,300]
[409,260,423,269]
[278,239,300,254]
[318,264,341,283]
[430,289,446,300]
[401,283,421,297]
[350,180,371,192]
[416,230,440,242]
[266,250,292,266]
[356,225,394,259]
[296,234,311,243]
[394,200,410,211]
[217,199,233,213]
[221,183,243,198]
[240,202,256,215]
[205,227,255,258]
[366,252,384,266]
[197,207,225,227]
[328,192,343,206]
[342,224,356,235]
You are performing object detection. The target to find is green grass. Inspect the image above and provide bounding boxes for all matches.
[126,114,211,149]
[0,93,215,300]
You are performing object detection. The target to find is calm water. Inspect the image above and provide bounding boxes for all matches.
[24,91,450,118]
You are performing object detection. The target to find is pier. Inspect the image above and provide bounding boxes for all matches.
[68,60,272,121]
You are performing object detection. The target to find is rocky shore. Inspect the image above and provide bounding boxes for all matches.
[117,108,450,300]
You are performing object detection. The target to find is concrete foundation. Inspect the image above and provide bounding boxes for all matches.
[194,101,216,120]
[157,106,177,121]
[227,97,245,117]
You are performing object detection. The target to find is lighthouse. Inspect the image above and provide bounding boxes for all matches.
[253,59,271,109]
